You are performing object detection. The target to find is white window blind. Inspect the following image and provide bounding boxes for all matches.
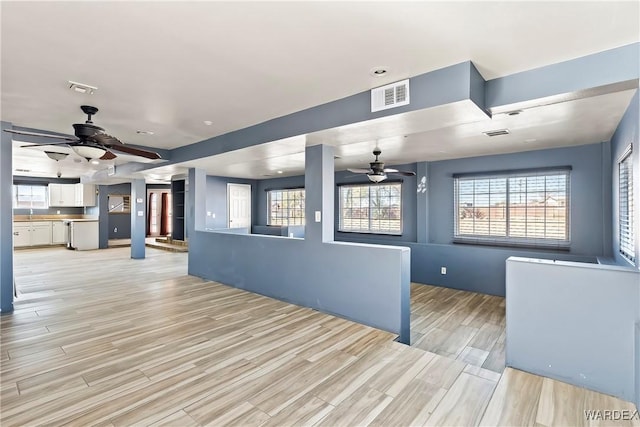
[339,182,402,235]
[619,146,635,263]
[267,188,305,226]
[13,185,48,209]
[454,168,570,248]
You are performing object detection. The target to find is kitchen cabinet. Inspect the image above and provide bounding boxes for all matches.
[51,221,67,244]
[48,184,76,207]
[13,221,52,247]
[75,184,96,207]
[13,223,31,247]
[49,184,96,207]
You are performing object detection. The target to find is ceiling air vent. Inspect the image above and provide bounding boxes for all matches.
[483,129,510,137]
[371,79,410,112]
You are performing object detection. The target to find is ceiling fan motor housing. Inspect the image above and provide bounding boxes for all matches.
[73,122,104,139]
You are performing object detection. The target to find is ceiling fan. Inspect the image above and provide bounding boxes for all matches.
[348,148,416,182]
[4,105,161,161]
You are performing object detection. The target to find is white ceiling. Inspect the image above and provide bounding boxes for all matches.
[2,1,639,181]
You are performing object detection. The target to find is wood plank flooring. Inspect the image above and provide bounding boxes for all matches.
[410,283,505,373]
[1,247,637,426]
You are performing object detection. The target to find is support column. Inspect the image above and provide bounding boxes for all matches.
[1,122,14,313]
[305,144,334,243]
[416,161,429,244]
[188,168,206,235]
[97,185,109,249]
[130,179,146,259]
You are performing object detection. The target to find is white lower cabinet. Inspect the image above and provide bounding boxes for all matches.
[52,221,67,244]
[13,221,53,247]
[13,224,32,247]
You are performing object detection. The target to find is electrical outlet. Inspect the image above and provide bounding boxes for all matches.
[114,227,118,233]
[441,267,447,275]
[56,210,60,214]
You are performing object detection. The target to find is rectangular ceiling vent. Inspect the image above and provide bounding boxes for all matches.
[371,79,410,112]
[483,129,510,137]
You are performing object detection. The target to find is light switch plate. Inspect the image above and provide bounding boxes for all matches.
[315,211,321,222]
[137,211,143,217]
[137,198,143,203]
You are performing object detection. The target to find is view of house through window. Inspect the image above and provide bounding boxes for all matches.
[268,189,305,226]
[339,182,402,234]
[13,185,48,209]
[454,169,570,247]
[619,146,635,263]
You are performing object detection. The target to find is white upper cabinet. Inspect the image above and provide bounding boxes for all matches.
[48,184,76,207]
[49,184,96,207]
[75,184,96,207]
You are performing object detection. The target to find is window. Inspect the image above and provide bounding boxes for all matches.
[339,182,402,234]
[619,146,635,263]
[13,185,48,209]
[454,168,570,248]
[268,189,305,226]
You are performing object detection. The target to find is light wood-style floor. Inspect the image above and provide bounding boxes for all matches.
[2,247,637,426]
[411,283,505,373]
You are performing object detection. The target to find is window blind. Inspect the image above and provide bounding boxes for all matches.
[619,146,635,263]
[454,168,570,249]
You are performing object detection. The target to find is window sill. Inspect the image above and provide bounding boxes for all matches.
[453,237,570,252]
[338,230,403,237]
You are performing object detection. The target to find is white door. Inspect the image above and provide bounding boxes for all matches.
[227,184,251,228]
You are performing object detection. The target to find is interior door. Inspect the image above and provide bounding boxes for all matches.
[227,184,251,229]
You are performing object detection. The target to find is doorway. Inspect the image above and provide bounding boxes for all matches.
[227,183,251,228]
[147,189,172,237]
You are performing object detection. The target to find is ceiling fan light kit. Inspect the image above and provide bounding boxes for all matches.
[72,145,107,160]
[44,151,69,162]
[368,173,387,183]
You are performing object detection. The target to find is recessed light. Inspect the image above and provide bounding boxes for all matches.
[203,120,213,126]
[524,138,537,143]
[136,130,154,135]
[68,80,97,94]
[370,66,390,77]
[91,160,100,165]
[277,170,283,174]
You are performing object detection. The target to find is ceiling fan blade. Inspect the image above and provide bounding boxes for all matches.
[5,129,77,141]
[89,133,124,146]
[20,142,72,148]
[347,168,372,174]
[387,170,416,176]
[100,150,117,160]
[108,144,161,160]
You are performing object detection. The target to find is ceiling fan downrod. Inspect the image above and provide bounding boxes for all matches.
[80,105,99,124]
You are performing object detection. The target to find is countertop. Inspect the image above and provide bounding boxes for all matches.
[14,215,97,222]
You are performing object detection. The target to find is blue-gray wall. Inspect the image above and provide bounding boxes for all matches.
[104,183,131,239]
[506,257,640,404]
[188,144,411,343]
[611,90,639,268]
[206,175,257,230]
[428,143,611,255]
[253,143,609,296]
[1,122,14,313]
